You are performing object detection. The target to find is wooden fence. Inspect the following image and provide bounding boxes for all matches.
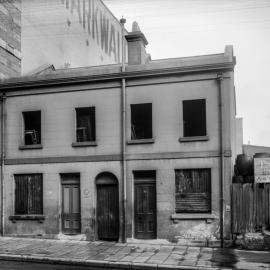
[231,183,270,234]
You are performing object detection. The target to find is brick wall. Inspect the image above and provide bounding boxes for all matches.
[0,0,21,79]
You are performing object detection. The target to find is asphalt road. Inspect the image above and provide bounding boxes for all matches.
[0,260,111,270]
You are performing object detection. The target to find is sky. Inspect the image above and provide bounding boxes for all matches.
[104,0,270,147]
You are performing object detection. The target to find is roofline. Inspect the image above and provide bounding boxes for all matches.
[0,59,235,91]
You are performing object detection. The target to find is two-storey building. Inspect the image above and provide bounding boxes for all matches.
[0,27,237,245]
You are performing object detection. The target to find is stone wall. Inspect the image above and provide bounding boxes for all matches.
[0,0,21,78]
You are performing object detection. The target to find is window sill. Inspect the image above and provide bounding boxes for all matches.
[171,213,216,221]
[179,136,209,143]
[9,215,45,223]
[71,141,97,147]
[19,144,43,150]
[127,138,155,145]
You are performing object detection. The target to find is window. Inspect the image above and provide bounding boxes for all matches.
[76,107,95,142]
[14,174,43,215]
[175,169,211,213]
[23,111,41,145]
[131,103,152,140]
[183,99,206,137]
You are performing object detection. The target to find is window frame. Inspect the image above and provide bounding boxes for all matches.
[20,110,42,149]
[179,99,208,142]
[72,106,97,147]
[174,168,211,214]
[128,103,154,144]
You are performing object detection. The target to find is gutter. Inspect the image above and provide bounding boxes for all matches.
[120,17,127,243]
[0,93,6,236]
[217,73,224,247]
[0,63,236,91]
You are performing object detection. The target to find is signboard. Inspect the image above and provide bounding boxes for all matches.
[22,0,127,75]
[254,157,270,183]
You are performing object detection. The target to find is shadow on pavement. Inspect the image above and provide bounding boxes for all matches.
[211,248,238,268]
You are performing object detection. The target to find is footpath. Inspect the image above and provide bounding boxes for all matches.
[0,237,269,269]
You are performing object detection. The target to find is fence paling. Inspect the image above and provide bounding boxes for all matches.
[232,183,270,234]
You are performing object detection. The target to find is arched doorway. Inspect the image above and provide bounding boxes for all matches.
[96,172,119,241]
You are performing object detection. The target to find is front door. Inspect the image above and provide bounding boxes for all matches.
[97,184,119,240]
[61,174,81,234]
[134,182,156,239]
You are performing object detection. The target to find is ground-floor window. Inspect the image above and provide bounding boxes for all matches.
[175,168,211,213]
[14,174,43,215]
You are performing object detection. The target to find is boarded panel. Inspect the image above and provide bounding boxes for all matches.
[15,174,42,215]
[97,184,119,240]
[175,169,211,213]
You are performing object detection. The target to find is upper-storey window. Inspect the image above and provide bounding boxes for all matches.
[131,103,152,140]
[76,107,96,142]
[23,111,41,145]
[183,99,206,137]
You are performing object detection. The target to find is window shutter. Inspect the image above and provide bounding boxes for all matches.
[28,174,43,214]
[15,175,28,215]
[175,169,211,213]
[15,174,42,215]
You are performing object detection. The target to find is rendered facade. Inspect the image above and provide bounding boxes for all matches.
[0,24,238,244]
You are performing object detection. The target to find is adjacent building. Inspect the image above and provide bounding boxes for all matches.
[0,0,21,79]
[0,23,238,244]
[0,0,125,77]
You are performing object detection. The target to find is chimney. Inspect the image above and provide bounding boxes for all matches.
[125,22,151,65]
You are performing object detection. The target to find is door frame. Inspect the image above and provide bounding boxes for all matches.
[95,172,119,241]
[133,171,157,239]
[60,173,81,235]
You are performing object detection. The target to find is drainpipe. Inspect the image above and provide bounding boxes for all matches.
[0,93,6,236]
[217,73,224,247]
[120,17,127,243]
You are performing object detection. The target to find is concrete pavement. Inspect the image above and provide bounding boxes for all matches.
[0,237,269,269]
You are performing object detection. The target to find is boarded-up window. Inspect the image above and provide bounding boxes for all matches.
[23,111,41,145]
[76,107,96,142]
[15,174,43,215]
[131,103,152,140]
[175,169,211,213]
[183,99,206,137]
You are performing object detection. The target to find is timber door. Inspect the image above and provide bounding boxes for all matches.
[134,172,156,239]
[61,174,81,234]
[96,173,119,241]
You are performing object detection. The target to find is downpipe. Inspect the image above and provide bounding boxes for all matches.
[217,73,224,247]
[0,93,6,236]
[120,17,127,243]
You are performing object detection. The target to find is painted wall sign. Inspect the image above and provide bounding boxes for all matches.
[22,0,126,75]
[254,158,270,183]
[61,0,121,62]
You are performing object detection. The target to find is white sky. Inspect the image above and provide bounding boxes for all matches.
[104,0,270,147]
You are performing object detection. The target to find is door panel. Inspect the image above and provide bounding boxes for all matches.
[62,183,81,234]
[135,183,156,239]
[97,184,119,240]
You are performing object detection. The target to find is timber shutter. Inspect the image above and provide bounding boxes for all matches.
[175,169,211,213]
[15,174,43,215]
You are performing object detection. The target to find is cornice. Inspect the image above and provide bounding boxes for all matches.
[0,59,235,92]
